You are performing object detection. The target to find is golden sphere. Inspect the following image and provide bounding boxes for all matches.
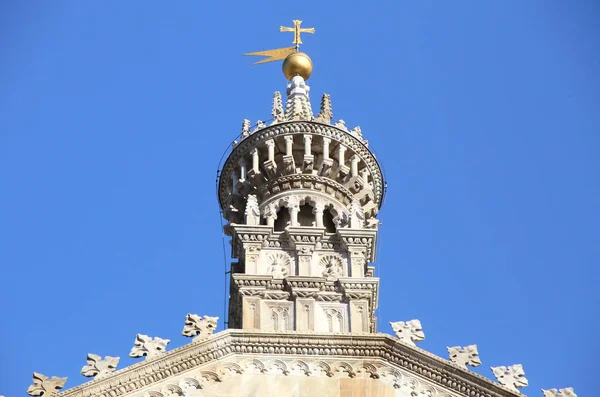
[282,52,313,80]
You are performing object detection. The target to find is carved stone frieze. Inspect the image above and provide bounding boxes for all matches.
[57,330,523,397]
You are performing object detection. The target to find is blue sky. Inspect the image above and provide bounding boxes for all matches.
[1,1,597,396]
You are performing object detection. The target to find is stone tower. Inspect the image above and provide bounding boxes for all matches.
[218,74,383,335]
[25,22,576,397]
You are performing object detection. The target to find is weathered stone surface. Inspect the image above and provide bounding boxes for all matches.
[447,344,481,369]
[129,334,170,359]
[181,314,218,342]
[390,320,425,346]
[80,353,119,378]
[491,364,528,392]
[26,372,66,397]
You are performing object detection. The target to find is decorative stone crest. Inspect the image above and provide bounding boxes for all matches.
[245,194,260,225]
[265,252,292,278]
[447,345,481,369]
[491,364,528,392]
[390,320,425,346]
[80,353,119,379]
[129,334,170,359]
[26,372,67,397]
[318,254,345,280]
[543,388,577,397]
[182,314,219,342]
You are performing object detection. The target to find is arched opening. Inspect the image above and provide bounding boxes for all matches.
[298,204,315,226]
[324,208,336,233]
[274,207,290,231]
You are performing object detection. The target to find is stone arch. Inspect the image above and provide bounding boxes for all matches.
[260,190,348,229]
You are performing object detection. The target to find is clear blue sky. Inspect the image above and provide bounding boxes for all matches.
[1,1,597,396]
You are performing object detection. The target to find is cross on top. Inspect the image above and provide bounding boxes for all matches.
[280,20,315,46]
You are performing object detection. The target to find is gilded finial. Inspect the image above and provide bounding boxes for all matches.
[244,20,315,81]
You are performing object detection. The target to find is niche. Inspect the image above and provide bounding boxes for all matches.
[298,204,315,226]
[323,208,336,233]
[274,207,290,231]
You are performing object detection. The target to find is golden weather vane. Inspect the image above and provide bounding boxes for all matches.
[244,20,315,80]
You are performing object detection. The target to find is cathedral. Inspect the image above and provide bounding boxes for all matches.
[25,21,575,397]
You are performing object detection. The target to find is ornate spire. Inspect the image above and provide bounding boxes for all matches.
[271,91,284,123]
[315,93,332,124]
[285,76,313,120]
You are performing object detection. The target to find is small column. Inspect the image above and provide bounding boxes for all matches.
[303,135,312,156]
[320,138,334,177]
[303,135,315,173]
[285,196,300,226]
[313,199,325,228]
[322,138,331,159]
[338,145,346,166]
[284,135,294,156]
[350,155,359,177]
[296,246,314,276]
[263,139,277,179]
[266,139,275,161]
[283,136,295,175]
[251,148,259,173]
[337,145,350,179]
[238,158,247,182]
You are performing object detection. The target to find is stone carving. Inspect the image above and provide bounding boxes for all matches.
[80,354,119,379]
[26,372,67,397]
[315,93,332,124]
[542,388,577,397]
[334,119,348,131]
[319,254,345,280]
[265,252,291,278]
[390,320,425,346]
[253,120,266,132]
[491,364,528,392]
[241,119,251,138]
[447,345,481,369]
[350,126,363,139]
[349,198,365,229]
[182,314,219,342]
[244,194,260,225]
[218,122,386,212]
[285,76,313,121]
[129,334,170,359]
[271,91,284,123]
